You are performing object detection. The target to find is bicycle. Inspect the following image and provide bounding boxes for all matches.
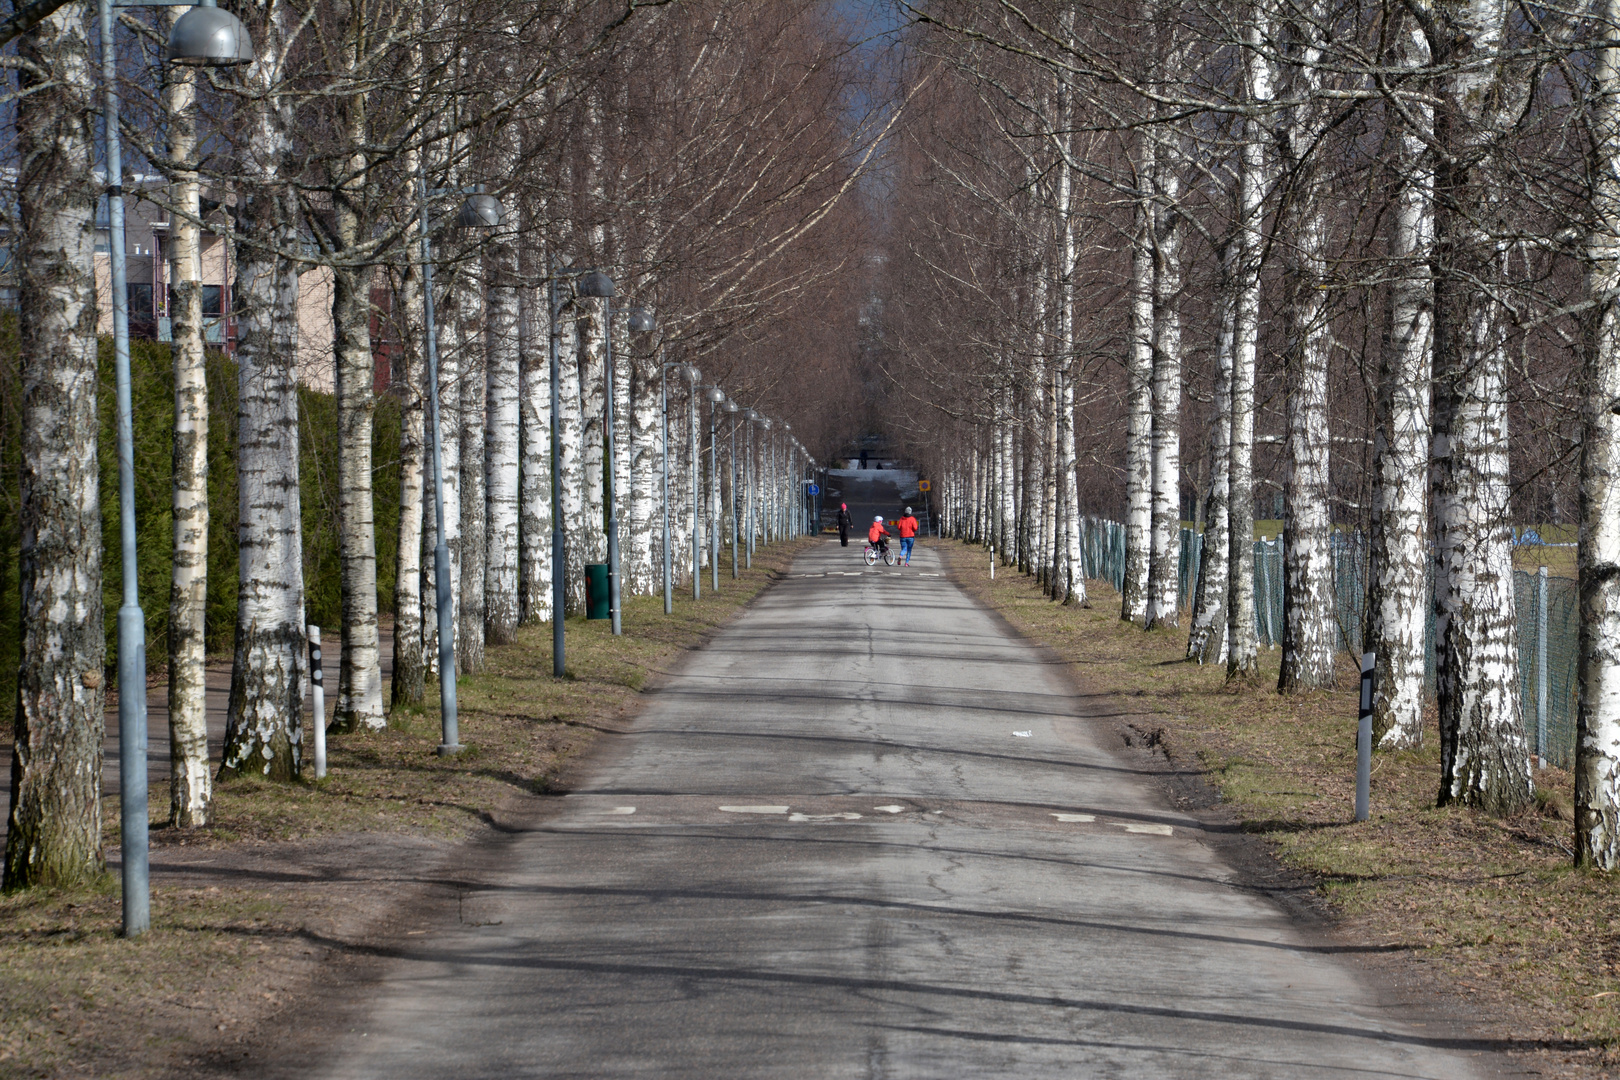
[863,542,896,566]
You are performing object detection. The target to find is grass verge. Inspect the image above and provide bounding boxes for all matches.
[0,540,809,1079]
[941,540,1620,1079]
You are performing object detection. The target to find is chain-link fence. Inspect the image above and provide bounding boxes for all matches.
[1076,518,1579,767]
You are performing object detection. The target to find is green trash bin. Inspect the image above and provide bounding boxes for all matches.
[584,563,611,620]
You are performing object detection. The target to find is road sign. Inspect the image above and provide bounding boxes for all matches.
[918,480,932,492]
[806,483,820,495]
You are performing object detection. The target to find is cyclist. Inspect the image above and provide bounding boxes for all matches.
[867,515,891,560]
[895,507,920,565]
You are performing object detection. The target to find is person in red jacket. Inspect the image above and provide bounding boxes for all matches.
[895,507,920,565]
[867,515,890,559]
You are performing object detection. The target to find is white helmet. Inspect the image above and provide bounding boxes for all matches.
[904,507,912,515]
[874,515,883,523]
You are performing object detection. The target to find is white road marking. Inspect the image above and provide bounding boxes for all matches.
[787,812,863,822]
[873,805,906,814]
[918,573,941,577]
[1012,730,1032,738]
[607,807,636,815]
[1051,813,1095,823]
[718,805,790,814]
[1119,823,1174,836]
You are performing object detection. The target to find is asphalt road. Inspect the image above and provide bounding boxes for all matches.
[313,541,1493,1079]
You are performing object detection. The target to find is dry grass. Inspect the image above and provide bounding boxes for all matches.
[0,540,810,1079]
[943,541,1620,1079]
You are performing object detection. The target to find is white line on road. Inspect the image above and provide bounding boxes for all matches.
[1051,813,1096,822]
[717,805,790,814]
[1119,823,1174,836]
[607,807,636,815]
[873,805,905,814]
[788,812,863,822]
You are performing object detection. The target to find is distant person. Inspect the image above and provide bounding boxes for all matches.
[868,515,891,559]
[895,507,920,566]
[859,449,869,469]
[836,502,853,546]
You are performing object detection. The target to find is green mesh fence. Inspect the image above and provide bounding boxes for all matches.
[1079,520,1579,768]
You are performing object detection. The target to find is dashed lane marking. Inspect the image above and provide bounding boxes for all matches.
[1119,823,1174,836]
[1051,813,1096,823]
[718,805,790,814]
[873,805,906,814]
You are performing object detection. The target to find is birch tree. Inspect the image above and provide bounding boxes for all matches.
[3,0,104,888]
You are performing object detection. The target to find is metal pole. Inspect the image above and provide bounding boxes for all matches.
[549,266,566,676]
[690,386,700,600]
[102,0,148,938]
[730,414,739,579]
[604,296,622,635]
[1356,651,1374,821]
[709,400,719,592]
[419,177,460,751]
[308,625,326,779]
[1537,564,1549,766]
[661,365,672,613]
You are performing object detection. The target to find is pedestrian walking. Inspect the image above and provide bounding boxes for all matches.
[836,502,853,547]
[895,507,920,566]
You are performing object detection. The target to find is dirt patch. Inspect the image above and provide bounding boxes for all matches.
[940,540,1618,1080]
[0,542,808,1079]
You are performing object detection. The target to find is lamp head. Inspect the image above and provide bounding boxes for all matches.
[724,400,740,414]
[706,387,726,403]
[577,271,615,298]
[627,307,655,334]
[685,365,702,385]
[457,193,505,229]
[761,418,773,431]
[168,3,254,66]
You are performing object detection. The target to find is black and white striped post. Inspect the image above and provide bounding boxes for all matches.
[1356,651,1374,822]
[308,624,326,780]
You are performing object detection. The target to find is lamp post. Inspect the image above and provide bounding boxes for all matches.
[725,399,741,577]
[549,264,614,672]
[417,184,506,755]
[100,0,252,940]
[660,360,694,614]
[705,387,725,591]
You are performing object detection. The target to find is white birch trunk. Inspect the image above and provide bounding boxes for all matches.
[1122,138,1155,622]
[165,51,210,821]
[3,0,104,887]
[1146,143,1183,629]
[1227,20,1271,683]
[331,117,384,730]
[518,275,552,624]
[1189,246,1235,663]
[1577,0,1620,867]
[628,357,659,594]
[1432,0,1533,812]
[392,260,426,707]
[458,258,487,673]
[1368,21,1434,746]
[558,301,589,613]
[484,234,521,644]
[1276,7,1337,692]
[422,282,461,676]
[222,0,304,779]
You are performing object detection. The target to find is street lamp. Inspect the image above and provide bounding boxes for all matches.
[548,262,615,672]
[661,360,696,614]
[100,0,254,940]
[705,387,726,592]
[417,183,505,757]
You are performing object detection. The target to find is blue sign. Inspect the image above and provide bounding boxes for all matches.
[806,483,820,495]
